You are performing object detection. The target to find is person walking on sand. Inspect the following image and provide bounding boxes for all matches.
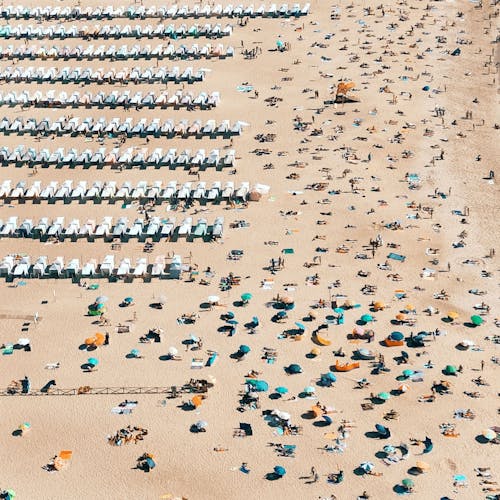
[481,360,485,371]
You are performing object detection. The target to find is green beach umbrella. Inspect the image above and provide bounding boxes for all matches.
[241,293,253,301]
[444,365,457,375]
[402,478,414,488]
[471,315,483,326]
[377,392,391,401]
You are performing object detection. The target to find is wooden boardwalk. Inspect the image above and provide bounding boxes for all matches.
[0,386,187,397]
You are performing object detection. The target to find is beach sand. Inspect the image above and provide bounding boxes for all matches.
[0,1,498,499]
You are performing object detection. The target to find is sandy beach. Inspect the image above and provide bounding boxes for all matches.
[0,1,498,499]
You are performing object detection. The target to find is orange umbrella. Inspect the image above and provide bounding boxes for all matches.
[398,384,410,393]
[280,296,294,304]
[94,333,105,346]
[396,313,406,321]
[192,395,203,408]
[84,336,96,346]
[58,450,73,460]
[405,304,415,311]
[416,461,430,472]
[311,405,322,418]
[373,301,385,311]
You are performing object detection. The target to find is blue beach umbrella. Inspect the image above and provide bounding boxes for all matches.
[275,386,288,394]
[88,357,99,366]
[274,465,286,476]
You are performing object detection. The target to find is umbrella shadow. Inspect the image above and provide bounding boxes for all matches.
[177,403,196,412]
[463,322,478,328]
[407,467,422,476]
[233,300,246,307]
[356,320,368,326]
[475,435,491,444]
[313,420,330,428]
[269,393,282,400]
[441,317,453,323]
[353,467,367,476]
[11,429,23,437]
[80,363,95,372]
[375,451,386,459]
[265,473,282,481]
[301,411,316,420]
[365,431,381,439]
[199,302,212,310]
[159,355,172,361]
[393,485,408,495]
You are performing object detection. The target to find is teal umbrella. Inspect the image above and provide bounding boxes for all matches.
[390,331,404,341]
[124,297,133,303]
[130,349,140,357]
[246,379,269,392]
[402,478,414,488]
[239,345,251,354]
[303,386,315,394]
[88,357,99,366]
[241,293,253,301]
[471,315,483,326]
[288,364,302,374]
[275,386,288,394]
[295,322,306,331]
[333,307,344,314]
[274,465,286,476]
[402,369,414,377]
[377,392,390,401]
[444,365,457,375]
[361,314,373,323]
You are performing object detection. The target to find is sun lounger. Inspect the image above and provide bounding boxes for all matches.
[191,358,204,369]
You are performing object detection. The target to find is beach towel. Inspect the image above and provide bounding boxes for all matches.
[282,248,294,254]
[387,253,406,262]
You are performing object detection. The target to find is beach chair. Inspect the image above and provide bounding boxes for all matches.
[191,358,204,369]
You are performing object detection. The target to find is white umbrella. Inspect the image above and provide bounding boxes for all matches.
[207,295,220,304]
[17,338,30,346]
[168,346,178,356]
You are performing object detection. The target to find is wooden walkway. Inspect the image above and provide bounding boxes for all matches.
[0,386,187,397]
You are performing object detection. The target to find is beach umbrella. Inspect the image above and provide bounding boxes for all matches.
[333,307,344,315]
[226,311,235,319]
[323,415,333,425]
[5,491,15,500]
[239,345,251,354]
[471,315,483,326]
[402,369,414,377]
[207,295,220,304]
[353,325,365,335]
[272,410,291,421]
[423,436,433,453]
[168,346,178,356]
[361,314,373,323]
[402,478,414,488]
[422,85,430,91]
[482,429,496,441]
[96,302,105,310]
[310,347,321,357]
[373,301,385,310]
[288,363,302,374]
[447,311,459,320]
[358,348,372,357]
[398,384,410,393]
[360,462,374,473]
[158,295,167,305]
[241,293,252,301]
[390,331,404,341]
[130,349,140,357]
[275,386,288,395]
[274,466,286,476]
[145,457,156,469]
[192,395,203,408]
[383,445,396,454]
[246,379,269,392]
[444,365,457,375]
[295,322,306,331]
[324,372,337,382]
[460,339,475,347]
[87,357,99,366]
[396,313,406,321]
[303,386,315,394]
[376,424,390,437]
[281,296,294,304]
[195,420,208,429]
[85,336,97,346]
[19,422,31,432]
[277,311,287,318]
[95,295,108,304]
[377,392,391,401]
[416,461,430,472]
[252,316,260,326]
[124,297,133,304]
[227,319,239,325]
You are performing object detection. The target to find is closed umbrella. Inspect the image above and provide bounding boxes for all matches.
[87,357,99,366]
[295,322,306,331]
[19,422,31,432]
[239,345,251,354]
[274,466,286,476]
[390,331,404,341]
[287,363,302,374]
[275,386,288,394]
[471,315,483,326]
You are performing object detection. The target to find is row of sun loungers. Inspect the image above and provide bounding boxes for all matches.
[0,215,225,242]
[0,253,194,280]
[0,65,208,84]
[0,179,264,202]
[0,43,235,60]
[0,4,310,21]
[0,117,248,138]
[0,89,221,109]
[0,147,236,168]
[0,23,233,40]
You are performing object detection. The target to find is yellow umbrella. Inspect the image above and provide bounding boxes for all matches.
[447,311,459,320]
[310,347,321,357]
[405,304,415,311]
[416,461,430,472]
